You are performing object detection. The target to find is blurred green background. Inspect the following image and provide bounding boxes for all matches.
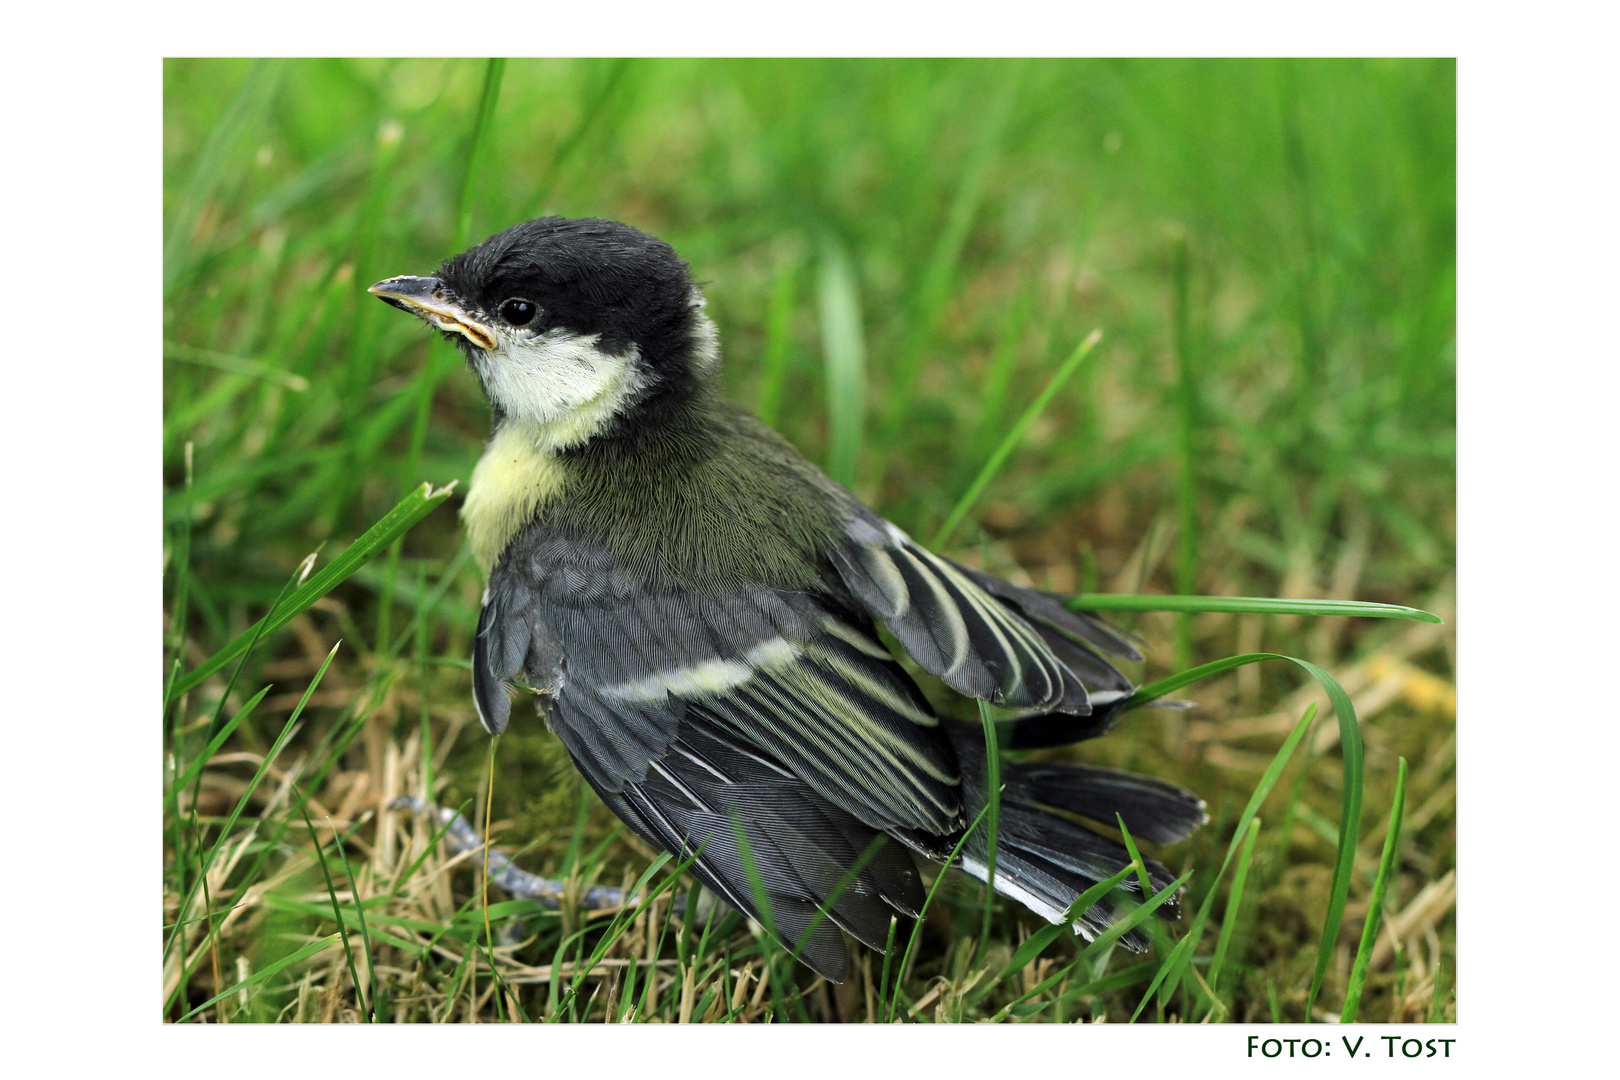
[163,58,1455,1023]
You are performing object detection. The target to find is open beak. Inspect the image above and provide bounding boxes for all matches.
[368,276,497,351]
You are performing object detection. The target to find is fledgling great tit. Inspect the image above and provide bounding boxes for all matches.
[371,217,1206,982]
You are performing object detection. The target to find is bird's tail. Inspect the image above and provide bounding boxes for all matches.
[941,721,1206,949]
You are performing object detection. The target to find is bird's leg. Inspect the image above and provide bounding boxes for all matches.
[388,797,695,916]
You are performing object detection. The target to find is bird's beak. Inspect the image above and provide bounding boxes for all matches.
[368,276,497,351]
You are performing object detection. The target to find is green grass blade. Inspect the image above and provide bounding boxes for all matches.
[382,799,475,906]
[163,643,339,966]
[878,62,1024,453]
[1169,227,1198,668]
[194,562,304,754]
[294,786,370,1022]
[164,59,283,295]
[454,58,508,250]
[1018,863,1141,974]
[1132,651,1364,1017]
[977,698,1001,955]
[1341,756,1407,1023]
[335,830,380,1021]
[164,341,310,391]
[1130,703,1318,1020]
[171,481,455,696]
[560,851,678,1007]
[999,869,1191,1023]
[1069,594,1442,623]
[258,895,438,955]
[164,442,196,953]
[728,814,800,1020]
[1207,816,1261,999]
[819,239,866,490]
[521,58,633,218]
[634,893,677,1021]
[1300,658,1365,1016]
[1115,815,1155,898]
[964,289,1033,468]
[164,441,196,717]
[755,253,799,428]
[966,860,1140,1009]
[167,684,271,806]
[785,833,891,973]
[728,813,778,944]
[877,914,897,1021]
[196,687,387,956]
[931,328,1102,551]
[888,800,993,1022]
[175,933,342,1023]
[1056,959,1160,1007]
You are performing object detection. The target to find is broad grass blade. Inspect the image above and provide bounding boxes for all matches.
[172,481,455,696]
[819,240,866,490]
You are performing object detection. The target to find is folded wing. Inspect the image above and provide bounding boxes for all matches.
[477,533,964,829]
[826,513,1139,720]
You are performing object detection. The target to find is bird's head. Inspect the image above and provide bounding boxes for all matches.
[370,217,718,448]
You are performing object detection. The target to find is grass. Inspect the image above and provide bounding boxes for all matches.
[162,58,1455,1023]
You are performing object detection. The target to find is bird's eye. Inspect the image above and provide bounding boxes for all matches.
[499,298,537,326]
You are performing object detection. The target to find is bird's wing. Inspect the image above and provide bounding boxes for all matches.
[475,535,963,838]
[585,713,925,981]
[474,535,964,981]
[943,557,1144,666]
[825,512,1136,715]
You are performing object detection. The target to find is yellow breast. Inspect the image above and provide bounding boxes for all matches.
[461,422,568,575]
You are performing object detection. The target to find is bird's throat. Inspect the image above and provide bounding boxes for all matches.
[462,421,570,575]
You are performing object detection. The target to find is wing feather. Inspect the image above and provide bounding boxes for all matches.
[585,716,926,982]
[479,534,961,835]
[828,515,1096,712]
[945,557,1145,664]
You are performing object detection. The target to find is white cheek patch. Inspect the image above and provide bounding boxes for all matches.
[688,308,721,375]
[474,329,649,452]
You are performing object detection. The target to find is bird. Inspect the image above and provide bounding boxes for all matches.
[370,216,1206,983]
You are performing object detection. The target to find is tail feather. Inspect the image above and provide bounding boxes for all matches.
[1000,700,1133,750]
[1010,763,1208,845]
[944,722,1203,948]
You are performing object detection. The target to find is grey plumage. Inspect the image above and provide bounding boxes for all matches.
[373,216,1208,983]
